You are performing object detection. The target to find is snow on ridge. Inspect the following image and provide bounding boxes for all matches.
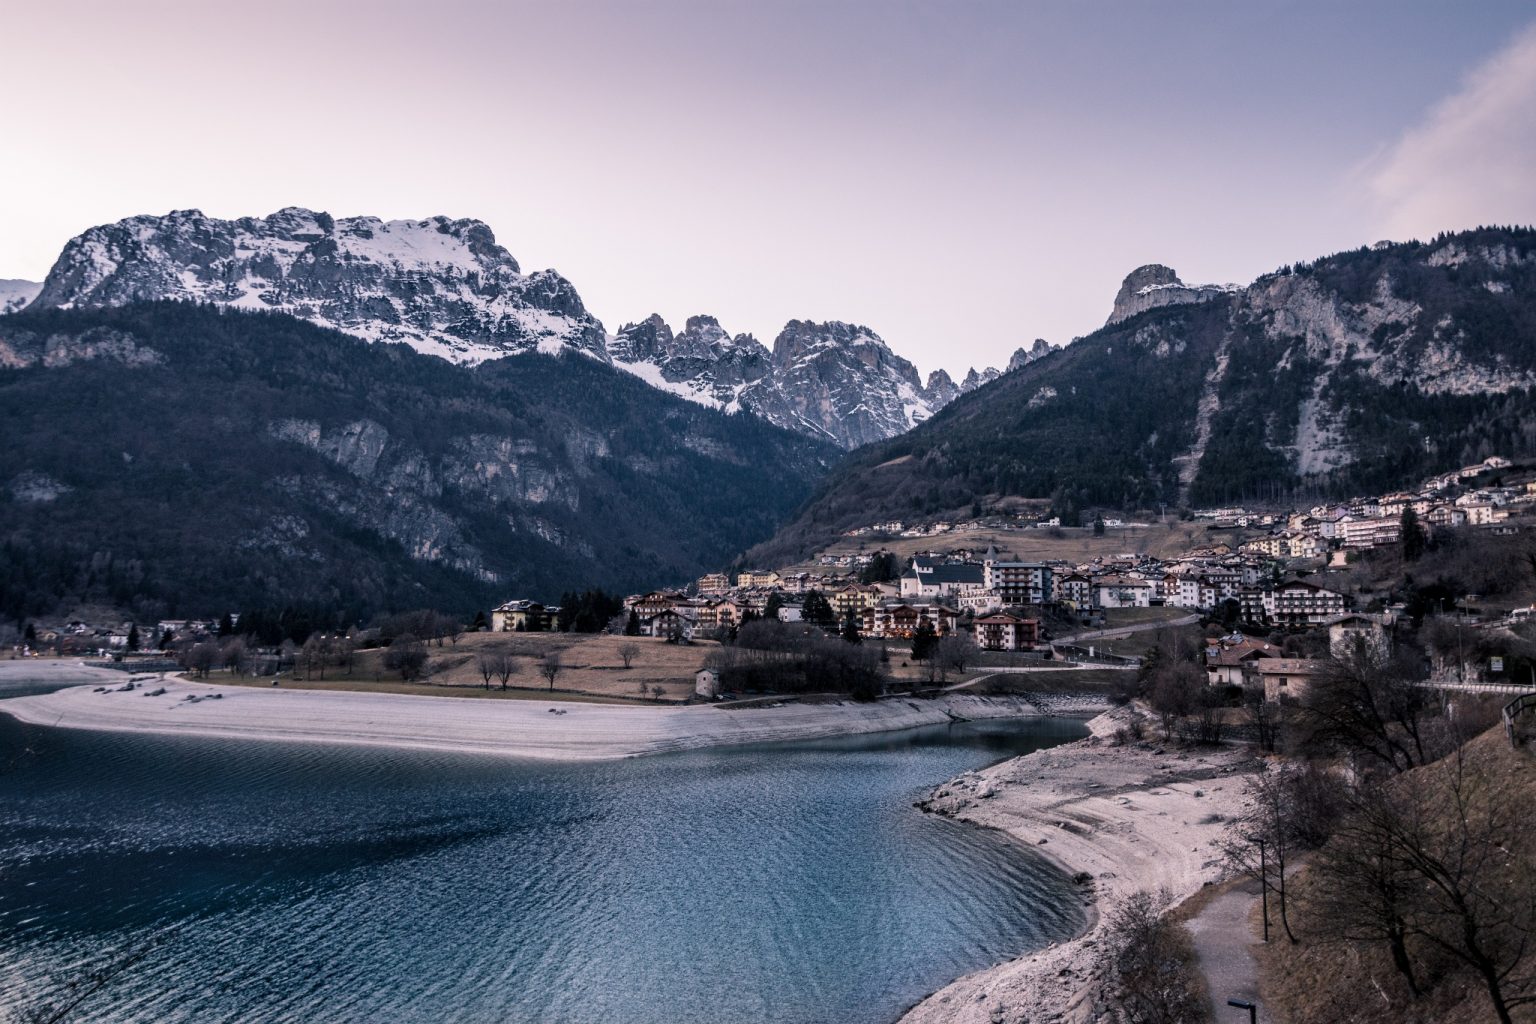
[611,357,730,410]
[34,207,605,366]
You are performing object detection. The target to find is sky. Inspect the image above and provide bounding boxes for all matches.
[3,0,1536,378]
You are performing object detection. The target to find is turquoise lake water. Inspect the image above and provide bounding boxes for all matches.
[0,711,1086,1023]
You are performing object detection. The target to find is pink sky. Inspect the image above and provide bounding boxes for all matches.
[3,1,1535,376]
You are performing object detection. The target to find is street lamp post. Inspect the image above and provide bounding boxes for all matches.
[1227,999,1257,1024]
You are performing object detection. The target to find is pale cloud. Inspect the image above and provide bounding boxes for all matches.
[1368,22,1536,240]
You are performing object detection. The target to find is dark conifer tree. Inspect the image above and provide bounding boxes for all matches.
[911,621,938,661]
[1401,507,1427,562]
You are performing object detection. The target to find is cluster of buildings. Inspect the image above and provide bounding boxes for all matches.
[482,455,1531,668]
[895,546,1348,627]
[1202,613,1391,702]
[1235,456,1527,560]
[15,617,231,656]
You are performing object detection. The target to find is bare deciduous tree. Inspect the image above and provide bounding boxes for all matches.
[618,642,640,669]
[384,634,428,681]
[1321,748,1536,1023]
[221,637,247,676]
[1221,767,1342,944]
[185,641,220,679]
[1107,889,1206,1024]
[539,653,561,691]
[1243,682,1282,752]
[1297,647,1442,774]
[936,633,975,678]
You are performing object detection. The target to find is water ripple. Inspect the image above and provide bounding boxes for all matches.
[0,714,1087,1024]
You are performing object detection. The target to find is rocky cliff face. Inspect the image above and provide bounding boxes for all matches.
[1106,265,1238,325]
[609,314,771,409]
[608,316,972,448]
[29,208,608,363]
[1007,338,1053,371]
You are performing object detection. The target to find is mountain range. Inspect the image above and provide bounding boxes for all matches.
[748,226,1536,565]
[0,302,836,623]
[17,207,1047,449]
[5,211,1534,614]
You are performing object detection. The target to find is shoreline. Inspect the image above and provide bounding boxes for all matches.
[0,663,1104,761]
[896,708,1259,1024]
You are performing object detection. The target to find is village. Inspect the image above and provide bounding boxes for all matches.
[11,453,1535,707]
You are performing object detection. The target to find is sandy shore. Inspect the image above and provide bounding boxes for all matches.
[0,664,1085,760]
[899,708,1260,1024]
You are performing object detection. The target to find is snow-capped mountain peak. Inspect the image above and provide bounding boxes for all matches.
[30,208,608,364]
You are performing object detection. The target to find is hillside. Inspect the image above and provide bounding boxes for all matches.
[749,227,1536,565]
[0,303,837,623]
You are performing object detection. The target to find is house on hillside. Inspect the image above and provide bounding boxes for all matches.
[643,608,696,641]
[1094,575,1153,608]
[831,583,885,619]
[982,546,1053,604]
[864,602,960,639]
[1272,580,1346,626]
[693,599,743,631]
[1056,573,1092,609]
[629,591,687,618]
[492,600,553,632]
[973,613,1039,651]
[1205,638,1278,687]
[1248,658,1329,703]
[1326,612,1389,660]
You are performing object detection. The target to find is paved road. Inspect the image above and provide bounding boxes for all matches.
[942,664,1135,692]
[1186,880,1272,1024]
[1057,613,1200,643]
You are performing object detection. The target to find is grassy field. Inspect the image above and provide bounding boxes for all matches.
[968,667,1134,695]
[1099,606,1195,627]
[217,632,717,704]
[784,521,1256,576]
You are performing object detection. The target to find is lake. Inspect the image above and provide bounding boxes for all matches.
[0,710,1086,1023]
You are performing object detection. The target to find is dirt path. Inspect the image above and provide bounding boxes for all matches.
[1187,880,1271,1024]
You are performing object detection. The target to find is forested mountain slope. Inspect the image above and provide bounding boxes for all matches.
[0,303,837,623]
[749,227,1536,564]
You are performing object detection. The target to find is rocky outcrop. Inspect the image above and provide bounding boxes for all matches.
[609,315,963,448]
[1106,265,1237,325]
[1007,338,1053,371]
[0,324,164,369]
[610,314,771,410]
[30,208,608,364]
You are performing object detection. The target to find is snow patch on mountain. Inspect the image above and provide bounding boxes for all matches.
[30,208,608,364]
